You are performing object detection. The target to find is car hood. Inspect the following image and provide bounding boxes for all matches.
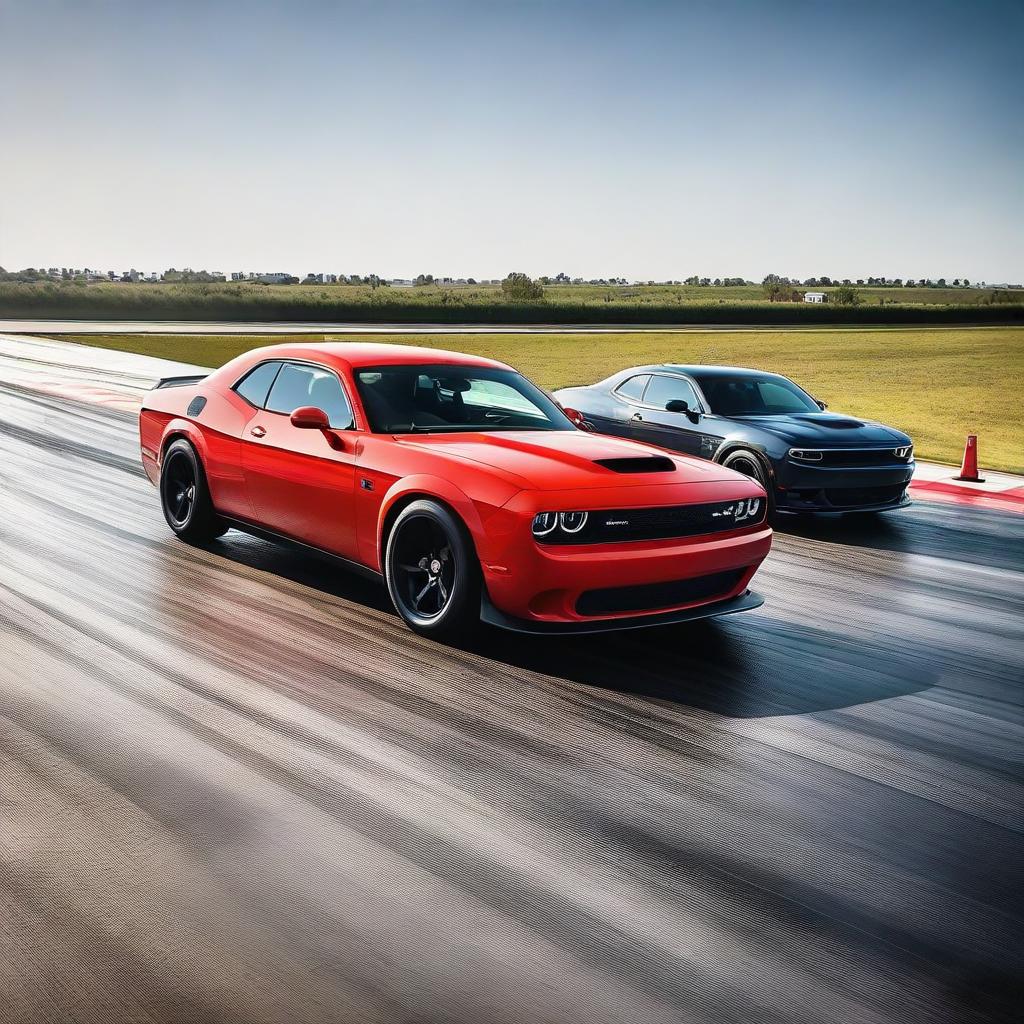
[398,430,741,490]
[729,412,910,445]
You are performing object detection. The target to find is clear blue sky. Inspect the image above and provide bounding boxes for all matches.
[1,0,1021,282]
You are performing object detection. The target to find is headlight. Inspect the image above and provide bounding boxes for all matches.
[532,511,589,538]
[789,449,823,462]
[559,511,588,533]
[895,445,913,460]
[531,512,559,537]
[735,497,761,522]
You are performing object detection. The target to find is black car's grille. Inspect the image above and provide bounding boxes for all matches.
[792,448,910,467]
[824,484,907,507]
[576,569,745,616]
[537,500,765,545]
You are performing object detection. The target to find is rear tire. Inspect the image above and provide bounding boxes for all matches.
[721,448,776,520]
[159,438,228,543]
[385,499,481,641]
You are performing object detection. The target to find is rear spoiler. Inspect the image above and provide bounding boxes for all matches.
[152,374,208,390]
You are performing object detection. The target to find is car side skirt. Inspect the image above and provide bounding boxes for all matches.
[220,517,384,582]
[479,589,764,635]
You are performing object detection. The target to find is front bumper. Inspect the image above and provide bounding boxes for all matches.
[774,459,915,512]
[479,515,772,628]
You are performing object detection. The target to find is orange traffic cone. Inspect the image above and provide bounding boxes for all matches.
[954,434,985,482]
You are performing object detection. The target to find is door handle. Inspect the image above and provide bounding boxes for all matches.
[250,425,266,438]
[631,413,643,422]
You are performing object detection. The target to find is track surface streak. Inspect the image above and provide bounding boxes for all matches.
[0,381,1021,1024]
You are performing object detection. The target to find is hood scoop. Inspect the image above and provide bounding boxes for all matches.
[802,415,864,429]
[594,456,676,474]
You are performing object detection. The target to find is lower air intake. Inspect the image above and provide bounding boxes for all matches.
[576,569,745,616]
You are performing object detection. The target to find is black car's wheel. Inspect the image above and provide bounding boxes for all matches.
[721,448,776,518]
[159,438,228,543]
[385,499,481,641]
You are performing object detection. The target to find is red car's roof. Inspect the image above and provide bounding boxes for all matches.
[233,342,512,373]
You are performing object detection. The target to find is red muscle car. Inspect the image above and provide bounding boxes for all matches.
[140,343,772,639]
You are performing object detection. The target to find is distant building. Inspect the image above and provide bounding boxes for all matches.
[231,272,246,281]
[257,272,295,284]
[325,274,337,284]
[804,291,827,303]
[303,273,324,284]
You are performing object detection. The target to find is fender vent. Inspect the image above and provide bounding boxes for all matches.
[187,396,207,417]
[594,456,675,474]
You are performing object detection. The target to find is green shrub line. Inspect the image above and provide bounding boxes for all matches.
[1,282,1022,325]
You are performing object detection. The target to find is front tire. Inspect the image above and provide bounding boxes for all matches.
[721,448,777,520]
[159,438,228,543]
[385,499,481,641]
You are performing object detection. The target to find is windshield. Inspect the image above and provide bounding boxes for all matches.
[691,372,820,416]
[354,364,575,434]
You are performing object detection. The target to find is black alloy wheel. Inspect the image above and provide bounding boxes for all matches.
[164,451,197,527]
[385,499,480,640]
[159,439,227,543]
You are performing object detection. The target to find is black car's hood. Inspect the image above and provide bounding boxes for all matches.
[729,412,910,446]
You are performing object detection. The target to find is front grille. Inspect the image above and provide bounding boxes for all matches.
[576,569,745,616]
[537,499,765,545]
[824,484,907,507]
[792,448,909,467]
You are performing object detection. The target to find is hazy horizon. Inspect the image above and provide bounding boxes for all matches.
[1,0,1021,282]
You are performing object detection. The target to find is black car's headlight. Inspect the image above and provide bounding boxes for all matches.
[532,511,589,538]
[789,449,823,462]
[895,445,913,460]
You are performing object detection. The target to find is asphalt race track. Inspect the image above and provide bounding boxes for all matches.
[0,376,1022,1024]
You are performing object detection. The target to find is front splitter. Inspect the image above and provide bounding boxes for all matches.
[480,589,764,636]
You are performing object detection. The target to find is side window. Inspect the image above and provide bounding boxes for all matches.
[645,374,700,411]
[233,361,282,408]
[266,363,354,429]
[615,374,650,402]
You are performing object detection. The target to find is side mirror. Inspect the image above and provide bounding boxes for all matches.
[290,406,330,430]
[816,399,828,410]
[666,398,701,422]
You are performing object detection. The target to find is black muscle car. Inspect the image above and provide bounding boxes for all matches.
[554,365,915,515]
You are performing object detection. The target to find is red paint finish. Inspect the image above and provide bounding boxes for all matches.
[140,343,773,627]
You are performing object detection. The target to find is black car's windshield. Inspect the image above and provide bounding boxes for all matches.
[692,372,820,416]
[354,364,575,434]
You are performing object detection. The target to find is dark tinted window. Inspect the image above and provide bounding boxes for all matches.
[645,374,700,410]
[234,361,281,407]
[267,363,354,428]
[615,374,649,401]
[692,373,818,415]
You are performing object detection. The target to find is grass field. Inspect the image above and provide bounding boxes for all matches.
[47,327,1024,473]
[4,281,1023,325]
